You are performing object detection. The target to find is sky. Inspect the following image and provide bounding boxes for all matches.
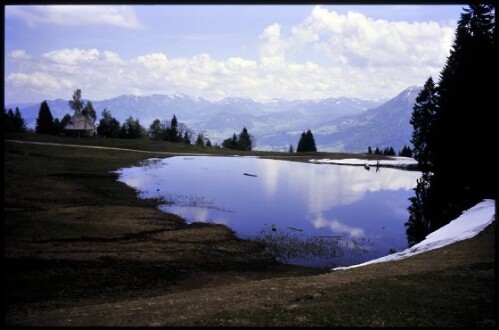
[333,198,496,271]
[4,4,465,104]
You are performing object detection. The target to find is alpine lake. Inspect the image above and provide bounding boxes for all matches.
[116,156,421,268]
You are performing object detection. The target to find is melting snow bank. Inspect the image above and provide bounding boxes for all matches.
[333,199,495,271]
[310,156,418,168]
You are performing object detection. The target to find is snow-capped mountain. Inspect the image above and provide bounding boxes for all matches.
[6,87,419,153]
[318,86,422,152]
[257,86,421,152]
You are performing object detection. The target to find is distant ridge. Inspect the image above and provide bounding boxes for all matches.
[7,86,420,152]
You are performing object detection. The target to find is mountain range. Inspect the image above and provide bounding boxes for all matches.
[6,86,421,152]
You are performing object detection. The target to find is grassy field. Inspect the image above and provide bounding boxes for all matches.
[4,133,495,326]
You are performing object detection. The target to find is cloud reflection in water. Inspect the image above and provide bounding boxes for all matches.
[116,156,420,267]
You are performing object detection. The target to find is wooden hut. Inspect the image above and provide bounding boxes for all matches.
[64,114,96,137]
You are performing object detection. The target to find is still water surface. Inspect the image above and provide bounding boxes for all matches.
[116,156,420,268]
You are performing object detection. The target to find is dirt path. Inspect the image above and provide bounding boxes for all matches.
[5,139,212,156]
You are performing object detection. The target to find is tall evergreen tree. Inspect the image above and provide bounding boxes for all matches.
[148,119,163,141]
[169,115,180,142]
[97,108,121,138]
[382,147,396,156]
[53,118,61,134]
[410,77,438,172]
[406,78,439,244]
[4,108,27,133]
[398,145,413,158]
[405,173,432,247]
[430,4,496,227]
[36,101,54,134]
[406,4,496,245]
[222,133,238,150]
[238,127,252,151]
[13,108,27,132]
[195,132,205,146]
[120,116,145,139]
[297,130,317,152]
[296,132,307,152]
[220,128,253,151]
[305,130,317,152]
[53,113,72,135]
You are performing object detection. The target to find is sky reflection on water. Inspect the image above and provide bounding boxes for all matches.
[116,156,420,268]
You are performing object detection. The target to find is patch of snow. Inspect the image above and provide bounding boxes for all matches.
[333,199,495,271]
[309,156,417,167]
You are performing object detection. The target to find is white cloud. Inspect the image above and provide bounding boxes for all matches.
[259,23,285,57]
[7,71,73,99]
[42,48,100,65]
[286,6,454,68]
[10,50,30,60]
[4,6,456,103]
[227,57,257,70]
[6,5,142,29]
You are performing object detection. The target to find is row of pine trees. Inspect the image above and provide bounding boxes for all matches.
[4,99,417,156]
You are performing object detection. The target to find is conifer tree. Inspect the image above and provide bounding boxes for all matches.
[406,4,496,245]
[195,133,205,146]
[13,107,27,132]
[296,130,317,152]
[296,132,307,152]
[305,130,317,152]
[238,127,252,151]
[169,115,179,142]
[97,108,121,138]
[405,173,432,247]
[430,4,496,226]
[4,108,27,133]
[120,116,145,139]
[410,77,438,172]
[36,101,54,134]
[148,119,163,140]
[53,113,72,135]
[398,145,413,157]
